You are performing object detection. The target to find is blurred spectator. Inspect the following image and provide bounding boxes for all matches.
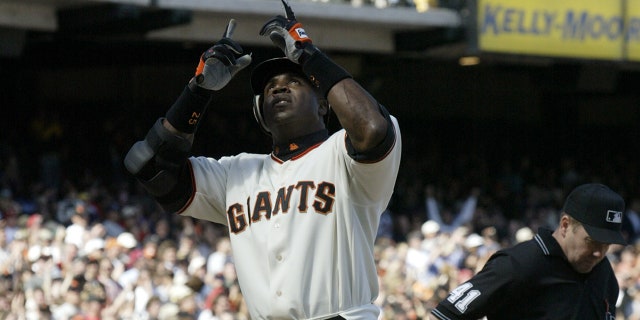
[132,267,155,318]
[425,185,480,234]
[206,237,233,277]
[2,200,20,244]
[51,275,83,319]
[141,295,163,320]
[102,206,126,238]
[477,226,501,258]
[0,223,8,274]
[405,230,430,284]
[377,207,395,241]
[198,293,234,320]
[25,286,52,320]
[76,268,108,320]
[158,303,180,320]
[514,226,534,243]
[623,198,640,245]
[64,208,90,251]
[97,257,121,305]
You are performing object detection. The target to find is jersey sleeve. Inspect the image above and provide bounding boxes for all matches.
[177,155,231,226]
[431,252,518,320]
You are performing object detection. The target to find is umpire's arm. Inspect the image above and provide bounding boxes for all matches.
[431,253,516,320]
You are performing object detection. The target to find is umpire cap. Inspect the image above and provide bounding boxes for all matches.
[563,183,626,245]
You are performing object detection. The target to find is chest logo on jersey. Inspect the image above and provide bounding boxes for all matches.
[226,180,336,234]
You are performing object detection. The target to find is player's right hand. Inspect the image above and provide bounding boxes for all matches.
[194,19,252,91]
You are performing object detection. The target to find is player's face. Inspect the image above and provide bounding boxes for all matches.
[262,72,326,137]
[563,220,610,273]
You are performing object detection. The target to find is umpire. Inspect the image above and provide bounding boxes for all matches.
[431,183,625,320]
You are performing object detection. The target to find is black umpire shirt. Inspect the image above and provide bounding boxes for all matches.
[431,228,619,320]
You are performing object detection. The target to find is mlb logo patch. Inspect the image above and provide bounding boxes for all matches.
[606,210,622,223]
[295,28,308,39]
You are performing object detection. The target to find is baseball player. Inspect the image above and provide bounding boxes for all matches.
[123,0,402,319]
[430,183,625,320]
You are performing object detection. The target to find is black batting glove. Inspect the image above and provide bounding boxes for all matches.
[195,19,252,91]
[259,0,315,64]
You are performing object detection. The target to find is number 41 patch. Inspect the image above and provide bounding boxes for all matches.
[447,283,481,314]
[605,298,615,320]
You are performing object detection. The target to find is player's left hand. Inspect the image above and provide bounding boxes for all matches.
[259,0,314,64]
[195,19,252,91]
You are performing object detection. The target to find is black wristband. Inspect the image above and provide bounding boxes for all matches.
[165,82,213,134]
[301,47,352,98]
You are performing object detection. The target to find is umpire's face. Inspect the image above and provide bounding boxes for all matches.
[562,216,611,273]
[262,72,328,140]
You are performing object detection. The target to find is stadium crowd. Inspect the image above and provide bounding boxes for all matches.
[1,107,639,319]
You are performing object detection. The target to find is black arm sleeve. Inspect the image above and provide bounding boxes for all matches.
[153,161,194,214]
[124,118,194,213]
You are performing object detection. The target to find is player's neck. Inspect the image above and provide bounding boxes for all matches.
[272,129,328,161]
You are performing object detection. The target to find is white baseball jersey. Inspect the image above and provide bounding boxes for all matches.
[181,117,401,320]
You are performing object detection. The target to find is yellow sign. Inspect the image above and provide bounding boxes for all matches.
[477,0,639,61]
[627,0,640,61]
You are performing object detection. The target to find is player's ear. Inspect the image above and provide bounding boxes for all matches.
[559,214,571,235]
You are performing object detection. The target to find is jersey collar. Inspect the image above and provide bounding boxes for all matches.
[272,129,329,161]
[534,227,564,257]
